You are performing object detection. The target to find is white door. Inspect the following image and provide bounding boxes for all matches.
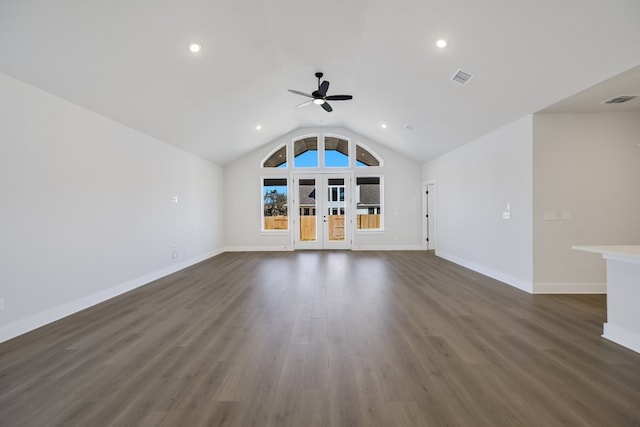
[422,182,435,250]
[294,173,351,249]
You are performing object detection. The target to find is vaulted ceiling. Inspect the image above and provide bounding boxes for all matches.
[1,0,639,165]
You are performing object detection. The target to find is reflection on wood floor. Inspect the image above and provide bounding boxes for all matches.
[1,251,639,426]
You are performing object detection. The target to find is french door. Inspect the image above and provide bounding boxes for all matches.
[293,173,352,249]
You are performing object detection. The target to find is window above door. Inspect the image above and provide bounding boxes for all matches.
[262,134,382,170]
[324,136,349,167]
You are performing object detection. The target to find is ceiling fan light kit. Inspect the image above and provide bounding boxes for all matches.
[288,72,353,112]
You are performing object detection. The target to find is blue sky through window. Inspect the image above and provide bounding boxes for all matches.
[325,150,348,167]
[294,149,350,167]
[263,186,287,196]
[294,150,318,167]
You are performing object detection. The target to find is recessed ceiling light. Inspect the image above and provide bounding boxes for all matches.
[255,124,262,130]
[435,39,447,49]
[381,123,388,129]
[189,43,202,53]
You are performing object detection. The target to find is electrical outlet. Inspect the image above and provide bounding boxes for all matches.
[171,246,178,259]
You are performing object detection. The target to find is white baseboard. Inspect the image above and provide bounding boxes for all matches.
[224,244,426,252]
[603,323,640,354]
[0,249,223,344]
[224,246,293,252]
[436,251,533,293]
[533,282,606,294]
[351,244,426,251]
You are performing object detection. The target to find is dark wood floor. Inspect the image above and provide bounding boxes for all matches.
[1,251,640,426]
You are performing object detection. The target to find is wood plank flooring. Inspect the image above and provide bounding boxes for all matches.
[1,251,640,426]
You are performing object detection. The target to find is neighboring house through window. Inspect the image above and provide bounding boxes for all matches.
[356,176,382,230]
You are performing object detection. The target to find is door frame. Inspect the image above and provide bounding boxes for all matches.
[293,172,353,250]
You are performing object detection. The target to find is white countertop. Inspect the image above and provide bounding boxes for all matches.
[572,245,640,264]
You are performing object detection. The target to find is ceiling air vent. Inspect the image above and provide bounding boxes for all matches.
[451,69,473,85]
[602,95,637,104]
[404,123,416,132]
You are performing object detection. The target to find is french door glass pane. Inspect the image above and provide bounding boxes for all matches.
[327,178,345,241]
[298,178,317,241]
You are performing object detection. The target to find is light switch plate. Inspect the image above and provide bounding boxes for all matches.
[544,211,557,221]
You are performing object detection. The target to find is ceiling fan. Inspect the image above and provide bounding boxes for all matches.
[288,72,353,112]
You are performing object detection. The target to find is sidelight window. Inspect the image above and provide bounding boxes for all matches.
[356,176,382,230]
[262,178,288,231]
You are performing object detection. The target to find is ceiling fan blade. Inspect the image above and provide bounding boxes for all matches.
[318,80,330,96]
[325,95,353,101]
[288,89,313,98]
[296,100,313,108]
[321,102,333,112]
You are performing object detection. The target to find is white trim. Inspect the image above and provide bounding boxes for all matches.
[352,244,426,251]
[0,249,223,344]
[436,251,533,293]
[224,246,294,252]
[603,323,640,354]
[532,282,606,294]
[228,244,425,251]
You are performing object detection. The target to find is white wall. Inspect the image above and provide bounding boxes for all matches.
[532,112,640,292]
[223,127,422,250]
[0,73,224,342]
[422,116,534,292]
